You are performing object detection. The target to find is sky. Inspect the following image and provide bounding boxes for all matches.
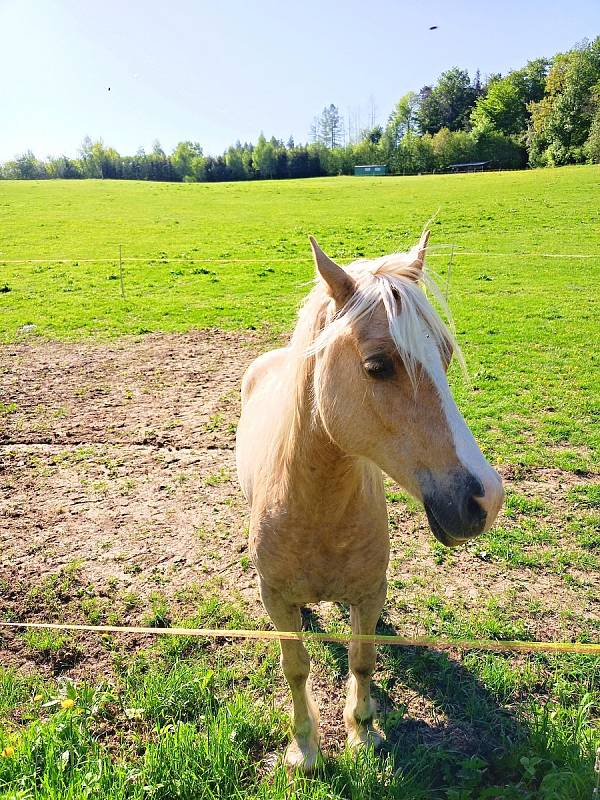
[1,0,598,161]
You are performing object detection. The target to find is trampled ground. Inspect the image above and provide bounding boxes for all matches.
[0,170,599,798]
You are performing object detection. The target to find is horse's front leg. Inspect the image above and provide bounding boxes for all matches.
[344,581,386,749]
[260,582,320,771]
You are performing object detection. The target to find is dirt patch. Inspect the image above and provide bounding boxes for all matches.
[1,331,267,670]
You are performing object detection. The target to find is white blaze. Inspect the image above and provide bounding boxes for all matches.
[419,329,503,504]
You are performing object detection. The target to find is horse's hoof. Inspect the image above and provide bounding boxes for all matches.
[346,720,384,751]
[344,697,385,750]
[285,737,319,773]
[344,704,384,751]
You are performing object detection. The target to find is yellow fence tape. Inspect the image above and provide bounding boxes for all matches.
[1,621,599,655]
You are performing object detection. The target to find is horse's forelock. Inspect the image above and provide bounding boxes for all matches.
[305,253,464,387]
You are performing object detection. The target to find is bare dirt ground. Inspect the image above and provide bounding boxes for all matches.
[0,331,266,671]
[1,330,598,752]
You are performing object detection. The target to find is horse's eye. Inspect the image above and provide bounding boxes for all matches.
[364,356,395,379]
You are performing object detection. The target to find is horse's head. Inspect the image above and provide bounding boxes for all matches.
[308,233,503,546]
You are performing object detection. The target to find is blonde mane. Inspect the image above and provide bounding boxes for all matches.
[263,243,463,490]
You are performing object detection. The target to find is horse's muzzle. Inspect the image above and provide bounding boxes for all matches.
[419,469,490,547]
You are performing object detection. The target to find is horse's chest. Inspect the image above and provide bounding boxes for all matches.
[250,521,389,605]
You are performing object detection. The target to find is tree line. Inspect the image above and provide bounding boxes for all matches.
[2,37,599,182]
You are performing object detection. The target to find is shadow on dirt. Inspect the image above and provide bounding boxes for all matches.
[301,605,526,767]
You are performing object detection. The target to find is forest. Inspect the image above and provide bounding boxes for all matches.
[2,37,599,182]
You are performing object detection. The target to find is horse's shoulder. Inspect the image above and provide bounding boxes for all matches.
[241,347,289,402]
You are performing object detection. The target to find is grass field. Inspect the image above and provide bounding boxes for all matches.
[1,168,599,473]
[1,168,599,798]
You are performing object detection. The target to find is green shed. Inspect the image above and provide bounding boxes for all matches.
[354,164,388,176]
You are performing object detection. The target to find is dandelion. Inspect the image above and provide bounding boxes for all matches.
[33,694,43,702]
[60,698,75,710]
[1,746,15,758]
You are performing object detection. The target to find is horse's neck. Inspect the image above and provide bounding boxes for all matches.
[274,359,365,519]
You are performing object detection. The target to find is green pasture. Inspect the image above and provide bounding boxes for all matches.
[1,167,599,472]
[1,168,599,798]
[1,167,599,339]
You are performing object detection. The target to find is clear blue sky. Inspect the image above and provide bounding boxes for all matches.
[1,0,598,161]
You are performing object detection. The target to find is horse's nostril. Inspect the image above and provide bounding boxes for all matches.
[466,494,487,531]
[467,494,483,516]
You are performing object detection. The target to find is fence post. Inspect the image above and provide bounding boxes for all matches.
[119,244,125,299]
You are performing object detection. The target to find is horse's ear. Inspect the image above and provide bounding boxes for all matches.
[309,236,355,306]
[414,229,430,271]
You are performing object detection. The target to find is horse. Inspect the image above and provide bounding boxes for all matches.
[235,231,504,770]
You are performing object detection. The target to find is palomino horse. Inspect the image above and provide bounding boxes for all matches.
[235,232,503,770]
